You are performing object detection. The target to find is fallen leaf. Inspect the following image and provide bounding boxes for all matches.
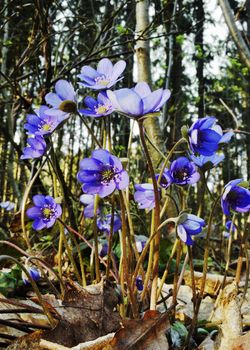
[229,331,250,350]
[197,335,215,350]
[110,310,170,350]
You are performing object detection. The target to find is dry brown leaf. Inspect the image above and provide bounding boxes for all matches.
[184,271,234,296]
[7,280,121,349]
[214,282,242,350]
[71,332,115,350]
[197,336,215,350]
[229,331,250,350]
[110,310,170,350]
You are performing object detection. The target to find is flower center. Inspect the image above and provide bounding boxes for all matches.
[95,76,110,86]
[174,168,189,181]
[59,100,77,113]
[42,206,55,219]
[101,168,115,183]
[42,123,52,131]
[95,105,109,114]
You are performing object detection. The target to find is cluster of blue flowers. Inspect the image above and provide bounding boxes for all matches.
[23,57,250,251]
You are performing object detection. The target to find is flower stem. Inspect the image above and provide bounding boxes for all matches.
[93,194,101,282]
[138,120,161,310]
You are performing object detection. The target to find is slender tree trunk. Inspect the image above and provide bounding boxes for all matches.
[135,0,166,168]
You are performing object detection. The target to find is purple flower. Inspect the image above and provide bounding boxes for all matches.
[134,183,155,211]
[26,195,62,230]
[79,194,100,218]
[97,214,122,234]
[77,149,129,198]
[177,214,205,245]
[24,106,60,136]
[45,80,77,121]
[189,153,225,171]
[99,241,109,257]
[21,135,47,160]
[107,82,171,118]
[22,266,41,285]
[188,117,233,156]
[0,201,15,211]
[157,157,200,188]
[80,92,114,118]
[136,275,144,291]
[135,235,147,253]
[221,179,250,216]
[78,58,126,90]
[223,220,236,238]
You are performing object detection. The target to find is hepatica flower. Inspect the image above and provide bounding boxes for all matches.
[157,157,200,189]
[188,117,233,156]
[189,153,225,171]
[80,92,113,118]
[97,214,122,234]
[221,179,250,215]
[80,194,100,218]
[22,266,41,285]
[24,106,60,136]
[107,82,171,118]
[134,183,155,211]
[77,149,129,198]
[223,220,236,238]
[45,80,77,121]
[26,195,62,230]
[78,58,126,90]
[177,214,205,245]
[21,135,46,160]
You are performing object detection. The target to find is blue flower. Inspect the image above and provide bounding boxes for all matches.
[157,157,200,188]
[0,201,15,211]
[189,153,225,171]
[24,106,60,136]
[98,241,109,257]
[26,195,62,230]
[223,220,236,238]
[136,275,144,291]
[45,80,77,121]
[134,183,155,211]
[107,82,171,118]
[22,266,41,285]
[77,149,129,198]
[221,179,250,215]
[78,58,126,90]
[177,214,205,245]
[21,135,47,160]
[97,214,122,234]
[188,117,233,156]
[80,92,114,118]
[79,194,100,218]
[135,235,147,253]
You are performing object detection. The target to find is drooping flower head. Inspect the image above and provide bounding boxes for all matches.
[80,194,100,218]
[188,117,233,156]
[45,80,77,121]
[80,92,114,118]
[223,220,236,238]
[24,106,60,136]
[26,195,62,230]
[77,149,129,198]
[21,135,47,160]
[221,179,250,216]
[0,201,15,211]
[136,275,144,291]
[157,157,200,189]
[107,82,171,118]
[189,153,225,171]
[97,214,122,234]
[135,235,148,253]
[177,213,205,245]
[78,58,126,90]
[22,266,41,285]
[98,241,109,258]
[134,183,156,211]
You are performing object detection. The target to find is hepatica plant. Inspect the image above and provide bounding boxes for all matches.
[20,55,250,319]
[77,149,129,198]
